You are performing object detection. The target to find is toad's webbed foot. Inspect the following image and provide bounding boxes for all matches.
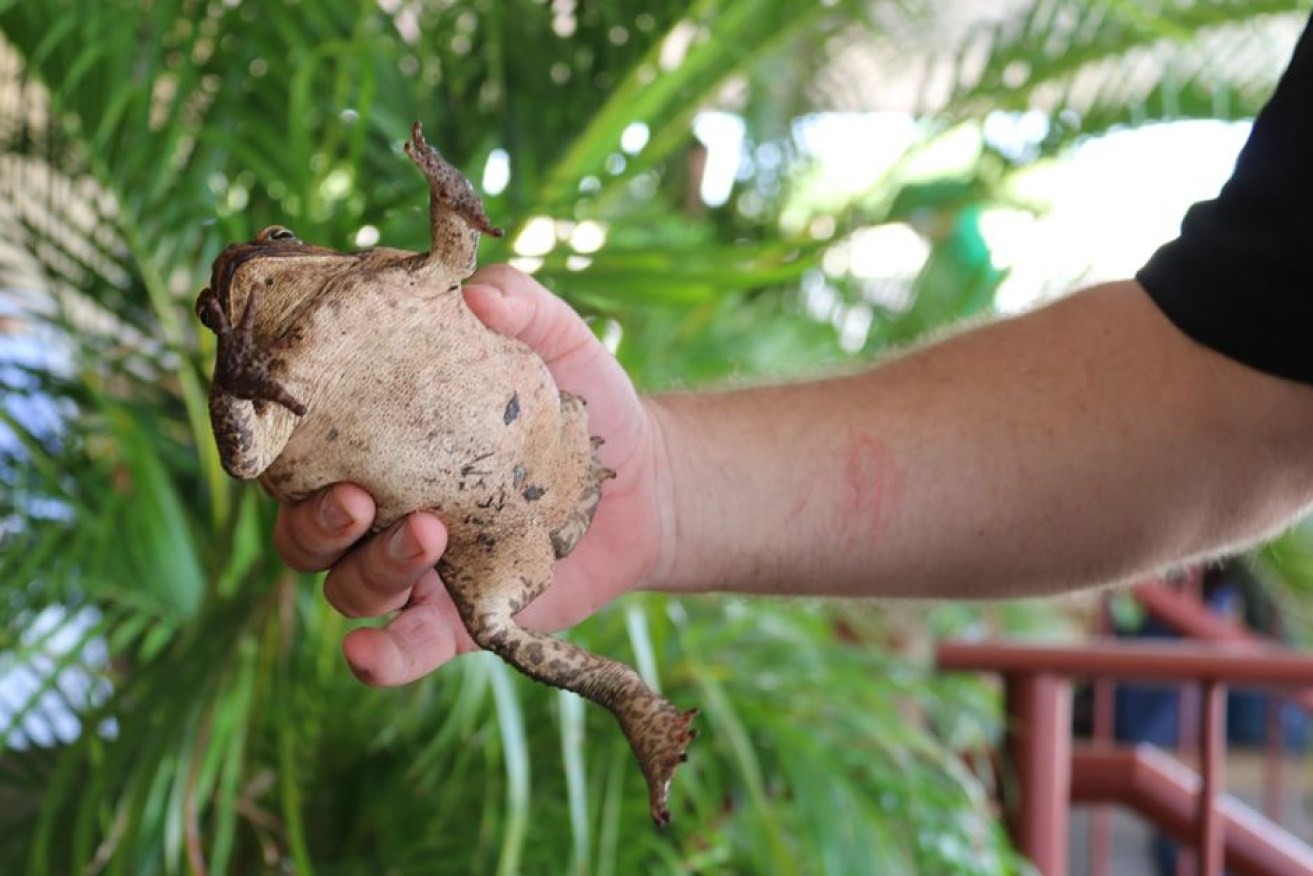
[198,286,307,416]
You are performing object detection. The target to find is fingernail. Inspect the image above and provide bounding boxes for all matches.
[388,520,423,562]
[463,283,501,303]
[317,491,353,531]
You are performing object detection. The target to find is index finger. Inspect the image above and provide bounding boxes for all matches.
[273,483,376,571]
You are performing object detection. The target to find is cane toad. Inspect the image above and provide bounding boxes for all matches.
[195,123,696,825]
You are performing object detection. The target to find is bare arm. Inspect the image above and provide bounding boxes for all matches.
[650,279,1313,600]
[275,270,1313,684]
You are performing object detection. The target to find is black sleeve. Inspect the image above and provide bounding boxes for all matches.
[1136,15,1313,385]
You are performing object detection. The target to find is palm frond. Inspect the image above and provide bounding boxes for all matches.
[935,0,1312,147]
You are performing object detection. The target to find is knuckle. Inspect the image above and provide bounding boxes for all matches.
[322,575,365,618]
[322,539,416,619]
[274,518,325,572]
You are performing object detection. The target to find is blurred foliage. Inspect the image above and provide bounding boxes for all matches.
[1257,525,1313,648]
[0,0,1309,873]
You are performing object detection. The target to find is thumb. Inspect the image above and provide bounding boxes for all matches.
[463,264,603,376]
[462,278,534,339]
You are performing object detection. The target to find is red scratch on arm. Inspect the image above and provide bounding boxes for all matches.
[841,429,896,547]
[783,482,814,526]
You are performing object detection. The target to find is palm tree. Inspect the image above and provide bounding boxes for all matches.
[0,1,1307,873]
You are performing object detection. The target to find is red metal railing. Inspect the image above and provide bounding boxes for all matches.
[1132,581,1311,831]
[937,639,1313,875]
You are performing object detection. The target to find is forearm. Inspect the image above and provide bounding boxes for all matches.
[646,280,1313,600]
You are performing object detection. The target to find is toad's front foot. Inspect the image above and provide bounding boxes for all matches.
[197,286,307,416]
[404,122,504,238]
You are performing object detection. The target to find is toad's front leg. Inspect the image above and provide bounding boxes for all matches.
[440,530,697,827]
[197,286,302,479]
[404,122,504,278]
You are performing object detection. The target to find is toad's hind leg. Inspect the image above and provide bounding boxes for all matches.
[440,530,696,826]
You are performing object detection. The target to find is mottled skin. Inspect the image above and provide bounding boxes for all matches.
[197,123,695,825]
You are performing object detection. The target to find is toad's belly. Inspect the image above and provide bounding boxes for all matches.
[260,345,571,532]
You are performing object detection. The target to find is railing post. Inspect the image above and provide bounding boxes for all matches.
[1005,672,1072,875]
[1198,680,1226,875]
[1178,680,1201,876]
[1091,595,1115,876]
[1178,574,1204,876]
[1090,676,1114,876]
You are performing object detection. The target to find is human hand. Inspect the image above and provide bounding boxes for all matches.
[272,265,671,685]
